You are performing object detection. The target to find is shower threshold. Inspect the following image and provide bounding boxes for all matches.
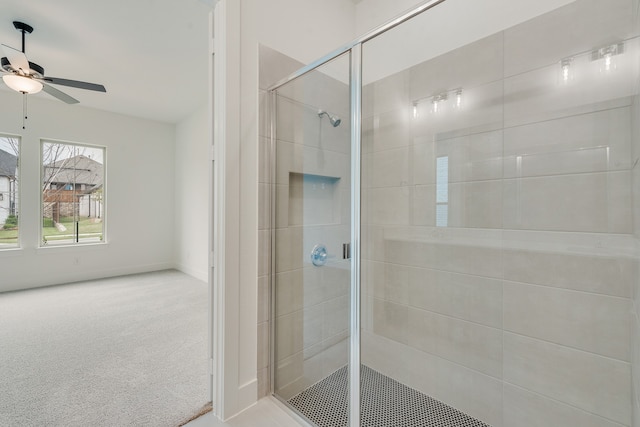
[287,365,490,427]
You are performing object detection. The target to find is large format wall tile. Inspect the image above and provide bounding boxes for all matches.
[448,179,503,229]
[503,332,631,425]
[408,268,502,328]
[275,270,304,317]
[502,248,635,297]
[503,383,627,427]
[503,63,637,129]
[435,130,504,183]
[503,171,632,233]
[363,69,410,118]
[369,261,410,305]
[504,281,631,361]
[368,187,412,225]
[323,294,349,341]
[369,147,411,188]
[503,107,633,178]
[372,298,409,345]
[275,310,304,361]
[408,307,502,378]
[275,226,303,272]
[412,185,436,226]
[411,138,437,185]
[371,108,412,153]
[383,240,503,278]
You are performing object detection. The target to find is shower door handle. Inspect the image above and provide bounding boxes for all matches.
[343,243,351,260]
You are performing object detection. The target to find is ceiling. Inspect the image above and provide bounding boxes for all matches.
[0,0,212,124]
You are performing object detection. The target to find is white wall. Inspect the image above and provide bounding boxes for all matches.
[175,104,209,281]
[0,90,176,293]
[355,0,576,36]
[356,0,577,85]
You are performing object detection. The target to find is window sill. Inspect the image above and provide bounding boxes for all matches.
[37,241,109,254]
[0,247,23,257]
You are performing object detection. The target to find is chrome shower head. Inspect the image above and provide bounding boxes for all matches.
[318,110,341,127]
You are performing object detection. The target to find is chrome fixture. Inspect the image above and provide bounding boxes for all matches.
[318,109,342,127]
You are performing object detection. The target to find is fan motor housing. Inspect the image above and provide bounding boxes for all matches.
[1,57,44,79]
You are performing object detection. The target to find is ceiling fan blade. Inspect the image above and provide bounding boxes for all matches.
[43,77,106,92]
[1,44,29,73]
[42,83,79,104]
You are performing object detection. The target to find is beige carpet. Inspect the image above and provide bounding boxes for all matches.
[0,270,210,427]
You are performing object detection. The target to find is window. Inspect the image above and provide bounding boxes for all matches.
[435,155,449,227]
[41,141,105,246]
[0,135,20,249]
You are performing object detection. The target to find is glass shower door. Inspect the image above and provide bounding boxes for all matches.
[358,0,639,425]
[272,52,353,425]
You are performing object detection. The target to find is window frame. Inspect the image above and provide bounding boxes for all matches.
[0,133,21,251]
[39,138,107,247]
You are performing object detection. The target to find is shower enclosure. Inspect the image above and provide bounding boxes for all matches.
[268,0,640,425]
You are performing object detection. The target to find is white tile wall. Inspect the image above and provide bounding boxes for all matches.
[411,185,437,226]
[269,56,352,402]
[383,239,503,278]
[503,107,633,178]
[504,281,631,361]
[503,332,631,425]
[369,147,411,188]
[407,268,502,328]
[407,307,502,378]
[359,3,638,426]
[371,108,412,153]
[502,248,635,297]
[435,130,503,183]
[503,60,638,129]
[503,171,632,233]
[369,261,410,305]
[448,179,503,229]
[503,383,627,427]
[368,187,412,225]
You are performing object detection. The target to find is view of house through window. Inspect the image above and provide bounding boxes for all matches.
[0,135,20,249]
[41,141,105,245]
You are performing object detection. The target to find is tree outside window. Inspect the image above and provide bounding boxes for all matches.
[41,141,105,246]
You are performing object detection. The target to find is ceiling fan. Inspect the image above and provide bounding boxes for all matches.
[1,21,106,104]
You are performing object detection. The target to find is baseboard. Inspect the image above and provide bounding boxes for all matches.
[1,262,175,293]
[175,263,208,282]
[238,378,259,411]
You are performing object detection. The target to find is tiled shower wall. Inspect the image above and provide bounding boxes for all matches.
[258,47,351,399]
[361,1,639,426]
[257,45,303,398]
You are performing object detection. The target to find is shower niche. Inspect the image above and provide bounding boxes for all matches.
[288,173,341,227]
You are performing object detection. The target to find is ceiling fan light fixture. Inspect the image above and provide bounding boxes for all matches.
[3,73,42,94]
